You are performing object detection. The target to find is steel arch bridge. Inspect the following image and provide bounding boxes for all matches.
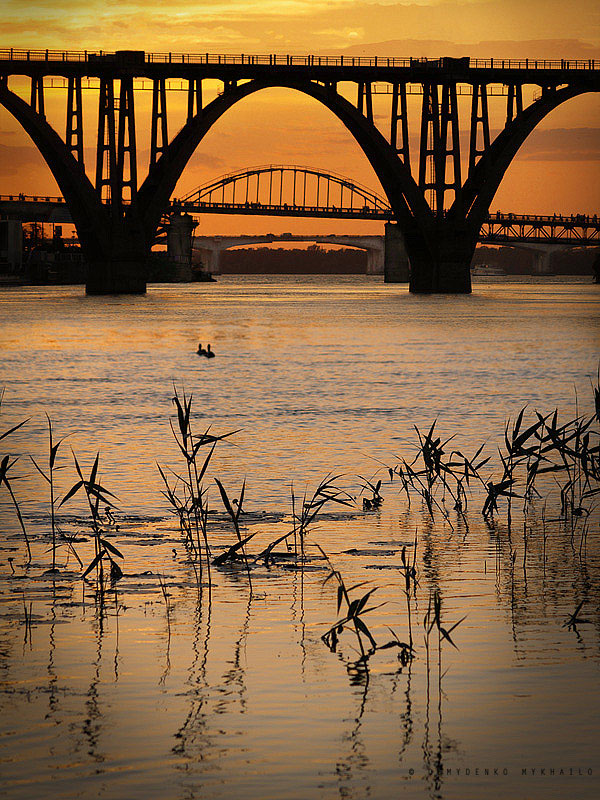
[176,165,393,219]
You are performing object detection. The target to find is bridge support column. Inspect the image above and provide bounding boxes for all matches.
[86,260,148,294]
[167,212,196,280]
[533,249,552,274]
[406,223,473,293]
[366,247,384,275]
[384,222,410,282]
[86,254,148,294]
[85,217,148,294]
[511,243,563,276]
[193,246,221,276]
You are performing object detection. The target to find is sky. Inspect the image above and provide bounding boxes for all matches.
[1,0,599,236]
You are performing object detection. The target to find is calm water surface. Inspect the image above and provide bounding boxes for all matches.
[0,275,599,799]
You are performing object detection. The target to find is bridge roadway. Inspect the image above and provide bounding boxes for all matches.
[3,194,598,246]
[191,233,386,275]
[1,48,598,80]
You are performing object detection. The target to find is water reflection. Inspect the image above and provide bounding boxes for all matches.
[0,278,598,799]
[334,655,371,799]
[172,594,215,789]
[81,611,105,764]
[45,588,58,721]
[214,590,251,715]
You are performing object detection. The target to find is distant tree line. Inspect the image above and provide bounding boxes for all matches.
[220,245,366,274]
[220,244,595,275]
[473,246,596,275]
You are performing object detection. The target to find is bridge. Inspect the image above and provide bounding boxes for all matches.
[1,49,599,293]
[2,174,599,278]
[191,233,386,276]
[4,168,598,245]
[175,165,392,220]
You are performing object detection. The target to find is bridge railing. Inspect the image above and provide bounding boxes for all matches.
[0,49,598,71]
[0,193,65,202]
[484,212,600,226]
[176,200,390,217]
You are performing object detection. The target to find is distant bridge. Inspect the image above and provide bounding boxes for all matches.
[191,233,386,275]
[175,165,391,220]
[174,165,600,245]
[4,162,599,247]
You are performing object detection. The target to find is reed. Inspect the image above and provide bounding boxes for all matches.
[59,451,122,590]
[400,534,419,650]
[0,393,31,563]
[29,415,65,572]
[258,474,354,565]
[318,544,414,670]
[159,385,238,591]
[0,454,31,564]
[389,421,489,527]
[358,476,383,511]
[213,478,254,590]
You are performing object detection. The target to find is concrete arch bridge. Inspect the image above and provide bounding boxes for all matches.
[190,232,386,276]
[1,48,599,293]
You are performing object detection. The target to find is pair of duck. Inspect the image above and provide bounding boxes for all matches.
[197,343,215,358]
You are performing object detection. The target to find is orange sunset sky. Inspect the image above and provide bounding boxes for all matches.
[1,0,599,237]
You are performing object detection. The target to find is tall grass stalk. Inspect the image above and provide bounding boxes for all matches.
[30,415,64,571]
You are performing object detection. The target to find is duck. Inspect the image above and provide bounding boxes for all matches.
[197,342,215,358]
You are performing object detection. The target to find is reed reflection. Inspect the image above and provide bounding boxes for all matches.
[81,610,106,764]
[172,597,213,763]
[335,657,372,800]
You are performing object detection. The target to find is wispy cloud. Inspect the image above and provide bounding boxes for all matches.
[519,127,600,161]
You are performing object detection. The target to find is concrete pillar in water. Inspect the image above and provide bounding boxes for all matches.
[167,213,196,281]
[384,222,410,283]
[366,247,384,275]
[515,244,562,275]
[192,246,222,275]
[0,219,23,273]
[532,248,553,275]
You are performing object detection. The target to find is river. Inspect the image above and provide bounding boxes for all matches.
[0,275,599,799]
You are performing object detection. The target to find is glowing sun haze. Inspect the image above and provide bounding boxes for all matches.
[1,0,599,235]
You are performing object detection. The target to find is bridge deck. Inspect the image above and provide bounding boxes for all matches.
[2,195,598,245]
[1,50,599,88]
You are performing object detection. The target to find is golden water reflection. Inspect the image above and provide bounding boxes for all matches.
[0,276,599,798]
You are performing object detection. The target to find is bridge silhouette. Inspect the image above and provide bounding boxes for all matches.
[1,49,598,293]
[4,166,598,247]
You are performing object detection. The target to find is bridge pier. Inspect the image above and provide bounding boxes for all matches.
[193,246,221,275]
[86,260,147,294]
[85,227,148,295]
[166,212,196,280]
[406,223,473,294]
[505,243,564,275]
[384,222,410,282]
[365,247,384,275]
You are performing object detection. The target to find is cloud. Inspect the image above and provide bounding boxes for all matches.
[1,0,598,54]
[335,37,600,60]
[0,142,44,175]
[518,127,600,161]
[313,27,365,46]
